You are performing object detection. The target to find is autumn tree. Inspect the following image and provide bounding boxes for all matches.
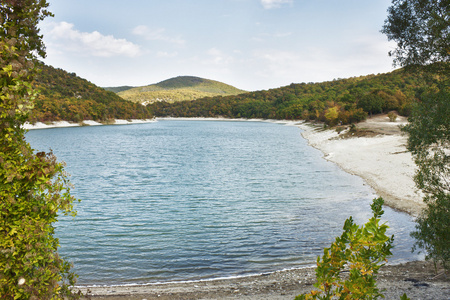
[324,105,339,126]
[1,1,80,298]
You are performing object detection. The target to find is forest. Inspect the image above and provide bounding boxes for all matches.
[29,63,446,126]
[149,66,445,126]
[28,64,153,123]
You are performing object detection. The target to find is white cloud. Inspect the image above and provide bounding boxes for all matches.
[261,0,293,9]
[252,31,292,42]
[156,51,178,58]
[132,25,185,45]
[253,49,303,78]
[202,48,234,66]
[251,39,395,86]
[42,22,142,58]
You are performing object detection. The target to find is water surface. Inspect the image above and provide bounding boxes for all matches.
[26,120,420,285]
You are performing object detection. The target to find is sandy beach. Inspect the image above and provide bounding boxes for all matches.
[72,115,449,299]
[297,115,425,216]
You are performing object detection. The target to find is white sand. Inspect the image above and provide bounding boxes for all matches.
[23,119,156,130]
[297,117,425,216]
[23,121,81,129]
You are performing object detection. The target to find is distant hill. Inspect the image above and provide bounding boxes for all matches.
[29,64,153,123]
[103,86,135,93]
[116,76,246,105]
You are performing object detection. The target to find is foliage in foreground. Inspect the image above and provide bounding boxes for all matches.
[1,0,80,298]
[382,0,449,271]
[295,198,409,300]
[404,85,450,270]
[381,0,449,68]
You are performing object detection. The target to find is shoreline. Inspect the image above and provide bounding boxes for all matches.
[76,264,316,290]
[296,115,425,216]
[29,116,444,298]
[23,119,156,130]
[22,117,299,130]
[79,261,447,299]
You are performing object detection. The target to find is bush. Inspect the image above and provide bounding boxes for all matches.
[0,1,80,298]
[387,111,397,122]
[295,198,409,300]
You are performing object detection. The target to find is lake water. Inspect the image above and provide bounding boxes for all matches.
[26,120,420,286]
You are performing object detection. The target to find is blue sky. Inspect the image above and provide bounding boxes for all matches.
[40,0,397,91]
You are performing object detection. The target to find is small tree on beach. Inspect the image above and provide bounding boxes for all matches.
[387,111,397,122]
[0,1,80,298]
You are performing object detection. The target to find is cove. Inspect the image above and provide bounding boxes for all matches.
[25,120,420,286]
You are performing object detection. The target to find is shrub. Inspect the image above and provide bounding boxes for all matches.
[388,111,397,122]
[295,198,409,300]
[0,1,80,298]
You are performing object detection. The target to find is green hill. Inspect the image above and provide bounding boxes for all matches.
[103,86,135,93]
[150,66,447,125]
[116,76,246,104]
[29,64,153,123]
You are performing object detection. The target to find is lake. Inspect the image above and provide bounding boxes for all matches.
[25,120,420,286]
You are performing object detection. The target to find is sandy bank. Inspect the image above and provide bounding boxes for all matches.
[23,119,156,130]
[297,115,425,216]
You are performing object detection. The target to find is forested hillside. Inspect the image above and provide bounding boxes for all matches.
[29,64,153,123]
[150,67,445,125]
[29,64,446,125]
[116,76,246,104]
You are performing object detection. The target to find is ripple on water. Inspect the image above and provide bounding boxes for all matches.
[26,120,421,285]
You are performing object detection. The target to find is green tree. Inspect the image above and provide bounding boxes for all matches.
[295,198,409,300]
[381,0,450,68]
[404,87,450,270]
[383,0,449,270]
[1,1,80,298]
[357,92,384,116]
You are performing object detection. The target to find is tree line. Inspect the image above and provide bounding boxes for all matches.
[149,67,443,125]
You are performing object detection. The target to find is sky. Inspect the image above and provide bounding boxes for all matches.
[39,0,398,91]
